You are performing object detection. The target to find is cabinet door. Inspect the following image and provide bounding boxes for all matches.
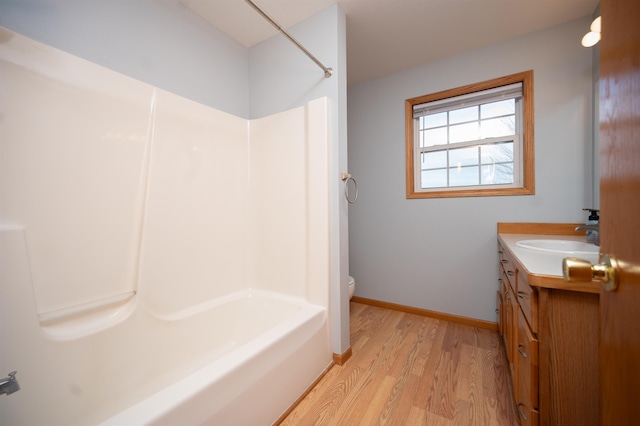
[517,307,539,426]
[500,250,517,290]
[503,282,513,363]
[497,290,504,336]
[517,271,538,333]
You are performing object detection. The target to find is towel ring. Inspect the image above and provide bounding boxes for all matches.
[341,173,358,204]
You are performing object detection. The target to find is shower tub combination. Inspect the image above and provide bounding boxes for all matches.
[0,28,332,425]
[99,292,328,426]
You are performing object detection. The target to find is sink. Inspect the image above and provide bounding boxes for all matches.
[515,239,599,255]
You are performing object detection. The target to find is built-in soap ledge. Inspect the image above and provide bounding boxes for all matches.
[39,291,136,340]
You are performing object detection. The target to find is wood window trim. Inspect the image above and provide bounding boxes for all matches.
[405,70,535,199]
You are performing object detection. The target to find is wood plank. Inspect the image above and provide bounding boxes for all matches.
[539,289,599,425]
[279,303,519,425]
[598,1,640,424]
[497,222,586,235]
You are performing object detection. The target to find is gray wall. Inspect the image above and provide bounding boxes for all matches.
[0,0,250,118]
[347,17,594,322]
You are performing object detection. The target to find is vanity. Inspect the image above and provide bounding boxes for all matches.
[497,223,599,426]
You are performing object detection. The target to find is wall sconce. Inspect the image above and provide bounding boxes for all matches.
[582,16,601,47]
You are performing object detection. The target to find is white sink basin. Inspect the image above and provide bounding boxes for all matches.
[515,239,599,255]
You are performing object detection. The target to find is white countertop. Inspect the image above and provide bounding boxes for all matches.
[498,233,600,277]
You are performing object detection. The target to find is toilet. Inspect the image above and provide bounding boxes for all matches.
[348,275,355,300]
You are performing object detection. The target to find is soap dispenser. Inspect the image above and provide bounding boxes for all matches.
[583,208,599,244]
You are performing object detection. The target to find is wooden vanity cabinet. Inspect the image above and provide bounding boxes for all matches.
[516,306,539,425]
[497,234,599,426]
[499,242,533,418]
[498,245,516,358]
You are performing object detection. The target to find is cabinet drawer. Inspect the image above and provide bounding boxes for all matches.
[498,242,506,261]
[517,271,538,333]
[498,245,517,289]
[502,287,518,374]
[501,259,516,290]
[502,268,515,295]
[502,287,512,362]
[517,307,538,409]
[497,291,504,336]
[501,271,510,296]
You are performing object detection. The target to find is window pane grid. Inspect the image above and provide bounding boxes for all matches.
[416,96,517,190]
[419,99,516,148]
[419,141,515,189]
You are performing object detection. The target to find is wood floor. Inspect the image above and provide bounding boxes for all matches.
[280,302,519,425]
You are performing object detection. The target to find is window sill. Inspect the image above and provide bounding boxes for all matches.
[406,185,535,199]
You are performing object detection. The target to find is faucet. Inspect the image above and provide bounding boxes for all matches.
[576,224,600,246]
[0,371,20,396]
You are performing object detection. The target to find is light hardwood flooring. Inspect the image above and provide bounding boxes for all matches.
[280,302,519,425]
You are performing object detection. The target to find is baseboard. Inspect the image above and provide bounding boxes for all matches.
[273,361,335,425]
[351,296,498,331]
[332,347,352,365]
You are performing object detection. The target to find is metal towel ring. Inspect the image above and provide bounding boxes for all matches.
[341,173,358,204]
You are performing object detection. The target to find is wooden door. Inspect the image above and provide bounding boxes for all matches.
[598,0,640,424]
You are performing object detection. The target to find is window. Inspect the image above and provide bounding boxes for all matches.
[405,71,534,198]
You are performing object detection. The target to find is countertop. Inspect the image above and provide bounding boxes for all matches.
[498,232,601,293]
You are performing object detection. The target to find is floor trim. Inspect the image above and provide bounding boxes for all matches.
[351,296,498,331]
[332,347,352,365]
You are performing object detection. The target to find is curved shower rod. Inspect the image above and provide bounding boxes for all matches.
[245,0,333,78]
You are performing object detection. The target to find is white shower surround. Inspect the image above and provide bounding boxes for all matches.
[0,28,332,425]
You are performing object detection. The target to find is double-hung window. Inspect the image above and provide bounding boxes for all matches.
[405,71,534,198]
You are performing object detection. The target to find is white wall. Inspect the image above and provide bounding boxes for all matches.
[1,0,349,354]
[347,17,594,322]
[1,26,331,323]
[137,90,250,317]
[248,98,330,309]
[0,29,156,314]
[249,4,350,354]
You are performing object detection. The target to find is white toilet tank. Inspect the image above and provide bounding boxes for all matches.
[348,275,355,300]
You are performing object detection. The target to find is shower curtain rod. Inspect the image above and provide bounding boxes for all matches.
[245,0,333,78]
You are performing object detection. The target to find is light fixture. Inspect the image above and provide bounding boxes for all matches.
[582,16,601,47]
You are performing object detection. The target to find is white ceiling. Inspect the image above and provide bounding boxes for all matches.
[182,0,598,86]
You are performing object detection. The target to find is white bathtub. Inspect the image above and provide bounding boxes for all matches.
[100,290,330,426]
[0,229,331,425]
[0,31,333,426]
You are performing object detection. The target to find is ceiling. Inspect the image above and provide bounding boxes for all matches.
[181,0,598,86]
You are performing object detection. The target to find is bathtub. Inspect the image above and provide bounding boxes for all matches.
[0,229,331,425]
[1,30,333,426]
[99,290,330,425]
